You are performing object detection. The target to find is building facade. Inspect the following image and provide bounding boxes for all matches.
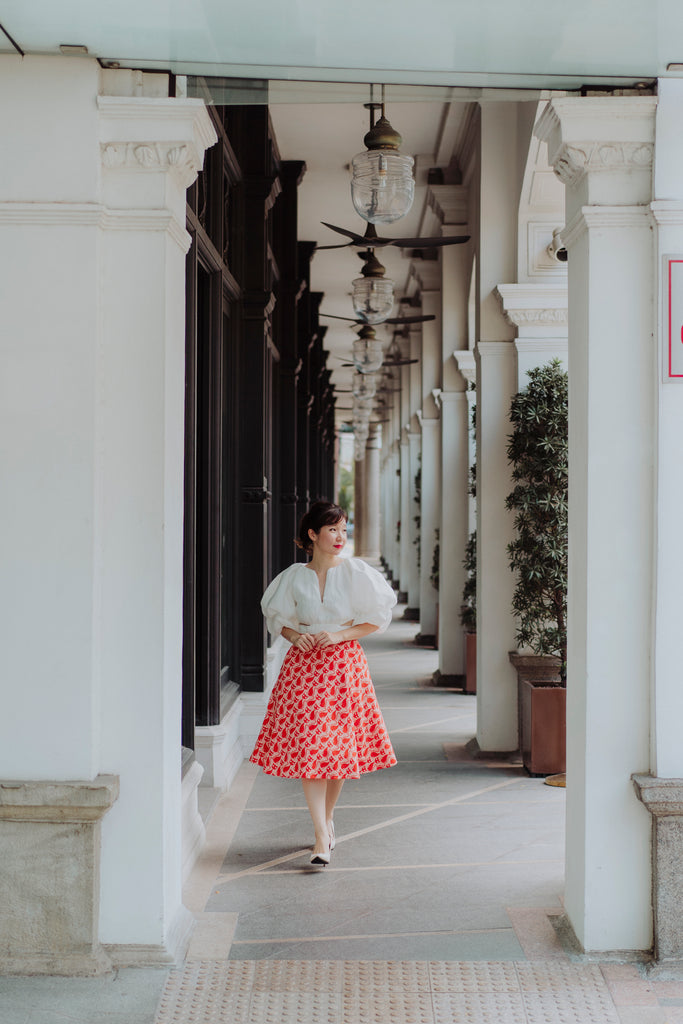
[2,4,683,972]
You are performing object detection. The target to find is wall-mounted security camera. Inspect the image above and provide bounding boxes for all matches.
[546,227,568,263]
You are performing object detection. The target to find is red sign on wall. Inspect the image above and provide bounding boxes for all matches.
[668,257,683,378]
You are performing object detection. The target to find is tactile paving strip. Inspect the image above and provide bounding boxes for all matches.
[155,960,623,1024]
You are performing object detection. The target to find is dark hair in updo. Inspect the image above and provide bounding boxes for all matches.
[296,500,347,554]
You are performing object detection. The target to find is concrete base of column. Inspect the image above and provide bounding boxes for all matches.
[633,775,683,965]
[0,776,119,975]
[403,607,420,622]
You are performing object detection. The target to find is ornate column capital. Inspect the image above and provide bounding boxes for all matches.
[98,96,217,189]
[453,349,476,385]
[495,283,568,331]
[534,96,656,193]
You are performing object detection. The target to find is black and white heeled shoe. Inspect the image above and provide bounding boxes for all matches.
[310,829,332,865]
[310,848,331,866]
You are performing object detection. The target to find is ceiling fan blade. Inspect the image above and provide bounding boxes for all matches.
[384,358,419,366]
[391,234,471,248]
[315,241,353,251]
[383,314,436,325]
[320,313,366,323]
[320,221,367,244]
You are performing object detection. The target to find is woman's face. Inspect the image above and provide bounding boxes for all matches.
[309,518,347,557]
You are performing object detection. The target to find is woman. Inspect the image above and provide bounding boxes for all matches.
[250,500,397,866]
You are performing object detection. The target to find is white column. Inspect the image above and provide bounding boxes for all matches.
[432,184,472,678]
[417,286,442,638]
[0,57,217,962]
[406,428,422,613]
[475,342,518,750]
[354,448,366,557]
[364,424,381,560]
[537,95,656,953]
[398,431,411,601]
[439,389,470,678]
[650,80,683,783]
[473,102,521,752]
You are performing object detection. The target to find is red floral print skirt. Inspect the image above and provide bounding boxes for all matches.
[250,640,396,779]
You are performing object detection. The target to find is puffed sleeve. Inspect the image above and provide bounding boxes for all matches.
[261,564,300,638]
[347,558,397,633]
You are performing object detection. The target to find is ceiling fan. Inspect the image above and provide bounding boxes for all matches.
[320,312,435,328]
[317,221,470,252]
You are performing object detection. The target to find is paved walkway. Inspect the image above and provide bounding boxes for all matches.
[2,605,682,1023]
[163,607,683,1024]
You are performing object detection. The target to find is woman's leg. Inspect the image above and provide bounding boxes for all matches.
[325,779,344,838]
[301,779,329,858]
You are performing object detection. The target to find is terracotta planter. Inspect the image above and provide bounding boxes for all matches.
[464,632,477,694]
[509,653,565,776]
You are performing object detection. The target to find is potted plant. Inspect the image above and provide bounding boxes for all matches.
[506,359,568,775]
[460,531,477,693]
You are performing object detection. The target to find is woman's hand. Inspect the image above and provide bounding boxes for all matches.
[312,630,345,649]
[292,632,316,653]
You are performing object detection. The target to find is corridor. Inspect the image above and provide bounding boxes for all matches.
[1,606,679,1023]
[158,606,677,1023]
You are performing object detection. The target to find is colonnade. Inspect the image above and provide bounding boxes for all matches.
[353,89,683,962]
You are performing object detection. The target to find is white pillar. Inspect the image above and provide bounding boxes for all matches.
[432,184,472,679]
[354,448,366,557]
[475,342,518,751]
[439,389,470,678]
[0,57,217,963]
[537,94,656,953]
[398,431,412,601]
[417,286,442,639]
[473,102,521,752]
[364,424,381,560]
[649,80,683,783]
[406,428,422,613]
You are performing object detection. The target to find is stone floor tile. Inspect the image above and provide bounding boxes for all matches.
[659,1009,683,1023]
[341,991,433,1024]
[341,960,430,991]
[506,907,569,961]
[616,1008,668,1024]
[428,961,520,993]
[653,981,683,997]
[607,979,660,1006]
[601,963,644,982]
[250,960,343,991]
[432,991,527,1024]
[248,990,340,1024]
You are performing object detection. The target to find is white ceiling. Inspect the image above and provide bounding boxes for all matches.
[270,98,469,416]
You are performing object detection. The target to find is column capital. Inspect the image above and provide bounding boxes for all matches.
[495,283,568,332]
[453,349,476,385]
[535,96,657,189]
[98,96,218,189]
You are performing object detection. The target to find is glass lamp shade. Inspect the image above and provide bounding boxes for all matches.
[352,338,384,373]
[350,149,415,224]
[352,277,394,324]
[354,447,366,463]
[352,371,377,400]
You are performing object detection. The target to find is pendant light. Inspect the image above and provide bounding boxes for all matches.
[352,325,385,374]
[352,370,377,400]
[350,85,414,225]
[351,250,394,325]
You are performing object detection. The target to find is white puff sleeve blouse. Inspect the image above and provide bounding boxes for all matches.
[261,557,397,638]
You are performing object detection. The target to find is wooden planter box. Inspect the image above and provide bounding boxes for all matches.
[510,653,565,776]
[464,632,477,694]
